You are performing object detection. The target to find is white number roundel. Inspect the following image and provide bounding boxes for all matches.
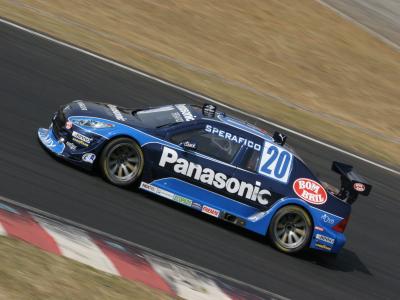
[258,141,293,183]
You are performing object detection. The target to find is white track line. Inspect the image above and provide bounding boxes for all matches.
[317,0,400,52]
[0,17,398,176]
[0,195,288,300]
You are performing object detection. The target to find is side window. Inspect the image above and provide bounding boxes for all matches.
[170,128,241,163]
[239,149,261,172]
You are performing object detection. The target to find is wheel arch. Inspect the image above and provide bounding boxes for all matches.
[266,199,315,253]
[265,198,315,237]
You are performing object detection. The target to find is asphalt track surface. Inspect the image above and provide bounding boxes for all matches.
[0,22,399,299]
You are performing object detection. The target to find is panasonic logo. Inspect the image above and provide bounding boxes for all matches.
[159,147,271,205]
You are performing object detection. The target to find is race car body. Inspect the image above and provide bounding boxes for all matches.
[38,101,372,254]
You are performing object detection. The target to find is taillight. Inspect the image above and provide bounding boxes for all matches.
[332,216,350,233]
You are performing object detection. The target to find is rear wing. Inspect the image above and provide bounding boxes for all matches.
[331,161,372,204]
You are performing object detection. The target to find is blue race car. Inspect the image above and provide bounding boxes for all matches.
[38,101,372,254]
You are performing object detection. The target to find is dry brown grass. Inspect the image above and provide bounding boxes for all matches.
[0,236,175,300]
[0,0,399,166]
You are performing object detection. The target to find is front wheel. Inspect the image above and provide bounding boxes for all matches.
[268,205,312,254]
[100,137,144,187]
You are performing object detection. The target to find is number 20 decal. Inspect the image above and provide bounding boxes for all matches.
[258,141,293,183]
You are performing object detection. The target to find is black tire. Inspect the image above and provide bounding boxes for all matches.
[268,205,312,254]
[99,137,144,187]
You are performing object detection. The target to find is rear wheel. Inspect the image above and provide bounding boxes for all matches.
[100,138,144,187]
[268,205,312,253]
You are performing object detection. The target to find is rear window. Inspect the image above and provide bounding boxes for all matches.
[135,105,185,128]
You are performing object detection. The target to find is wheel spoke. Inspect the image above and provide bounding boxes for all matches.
[282,231,288,244]
[294,228,305,236]
[288,232,294,244]
[118,165,123,177]
[111,164,119,175]
[127,156,138,164]
[277,228,285,237]
[125,162,137,172]
[121,164,129,176]
[291,231,300,242]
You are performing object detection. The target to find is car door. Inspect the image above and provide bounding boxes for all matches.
[151,120,245,199]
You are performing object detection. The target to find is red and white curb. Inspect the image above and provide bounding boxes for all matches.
[0,200,280,300]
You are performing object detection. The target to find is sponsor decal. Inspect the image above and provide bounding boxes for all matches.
[107,104,126,121]
[180,141,197,150]
[39,131,56,148]
[202,205,220,218]
[293,178,327,205]
[140,182,157,193]
[172,195,192,207]
[82,153,96,164]
[353,182,366,192]
[321,214,334,224]
[65,121,73,129]
[314,226,324,232]
[159,147,272,205]
[316,234,335,244]
[315,243,332,251]
[66,141,77,151]
[176,104,195,121]
[205,125,261,151]
[171,111,184,123]
[75,100,87,111]
[191,202,202,210]
[72,131,92,147]
[140,182,174,200]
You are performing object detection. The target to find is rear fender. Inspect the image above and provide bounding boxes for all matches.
[258,198,346,252]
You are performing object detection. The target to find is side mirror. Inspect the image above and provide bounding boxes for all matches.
[179,140,197,151]
[273,131,287,146]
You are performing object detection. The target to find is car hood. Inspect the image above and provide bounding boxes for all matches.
[63,100,142,126]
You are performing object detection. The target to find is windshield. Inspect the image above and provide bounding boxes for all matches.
[134,105,185,128]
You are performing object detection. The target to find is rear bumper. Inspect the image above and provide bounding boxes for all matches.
[308,208,347,253]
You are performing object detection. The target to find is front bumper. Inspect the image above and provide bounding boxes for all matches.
[38,126,66,156]
[38,124,102,168]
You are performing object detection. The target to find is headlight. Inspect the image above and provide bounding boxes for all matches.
[71,119,114,129]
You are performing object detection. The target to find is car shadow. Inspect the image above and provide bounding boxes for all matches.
[295,248,372,275]
[138,190,372,276]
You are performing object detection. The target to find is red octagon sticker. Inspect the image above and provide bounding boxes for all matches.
[293,178,327,205]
